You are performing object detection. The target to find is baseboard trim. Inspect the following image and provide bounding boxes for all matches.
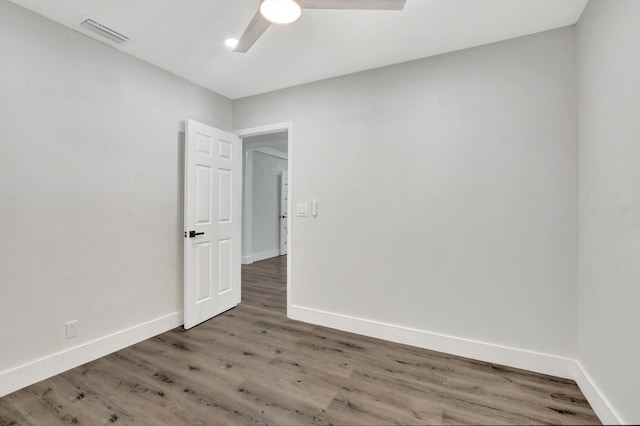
[243,250,281,265]
[0,304,622,425]
[289,304,576,380]
[573,362,623,424]
[0,311,183,398]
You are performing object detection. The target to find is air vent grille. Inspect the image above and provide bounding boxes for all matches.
[80,19,129,44]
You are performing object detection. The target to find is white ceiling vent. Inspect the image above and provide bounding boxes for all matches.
[80,19,129,44]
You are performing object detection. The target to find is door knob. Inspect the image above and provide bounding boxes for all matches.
[189,231,205,238]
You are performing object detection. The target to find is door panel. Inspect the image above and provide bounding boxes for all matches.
[196,165,212,224]
[218,169,232,222]
[184,119,241,329]
[195,242,212,302]
[218,239,232,293]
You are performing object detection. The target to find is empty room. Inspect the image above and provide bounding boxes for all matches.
[0,0,638,424]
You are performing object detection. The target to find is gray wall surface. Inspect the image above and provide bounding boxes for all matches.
[0,0,231,373]
[13,1,639,419]
[251,152,287,258]
[577,0,640,423]
[234,27,578,357]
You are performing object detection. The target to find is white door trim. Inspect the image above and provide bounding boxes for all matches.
[235,122,293,317]
[279,170,288,256]
[242,149,254,265]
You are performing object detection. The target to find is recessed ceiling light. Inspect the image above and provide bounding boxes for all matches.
[224,38,239,50]
[260,0,302,25]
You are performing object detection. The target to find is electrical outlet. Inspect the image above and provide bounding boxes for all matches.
[65,320,78,339]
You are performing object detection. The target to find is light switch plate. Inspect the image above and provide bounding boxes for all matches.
[297,203,309,217]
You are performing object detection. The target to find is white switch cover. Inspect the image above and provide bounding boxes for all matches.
[311,199,318,217]
[297,203,309,217]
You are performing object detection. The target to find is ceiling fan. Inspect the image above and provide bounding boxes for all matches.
[234,0,407,53]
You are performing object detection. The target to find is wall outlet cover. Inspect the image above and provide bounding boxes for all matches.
[65,320,78,339]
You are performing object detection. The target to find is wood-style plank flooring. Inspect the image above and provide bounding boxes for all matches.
[0,256,600,425]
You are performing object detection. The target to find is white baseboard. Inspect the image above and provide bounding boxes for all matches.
[0,303,623,425]
[573,362,623,425]
[288,304,576,380]
[0,311,183,398]
[288,305,625,423]
[243,249,281,265]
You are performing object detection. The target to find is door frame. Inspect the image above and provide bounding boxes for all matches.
[235,122,293,317]
[279,169,288,256]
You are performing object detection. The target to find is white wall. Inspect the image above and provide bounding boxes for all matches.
[243,132,289,154]
[234,27,578,360]
[0,0,231,394]
[6,2,635,420]
[251,151,287,259]
[577,1,640,423]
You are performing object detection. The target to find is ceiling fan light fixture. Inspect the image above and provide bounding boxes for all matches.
[260,0,302,24]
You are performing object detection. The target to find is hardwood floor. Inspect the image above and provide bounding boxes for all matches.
[0,256,600,425]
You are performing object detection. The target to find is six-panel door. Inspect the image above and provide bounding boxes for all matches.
[184,119,241,329]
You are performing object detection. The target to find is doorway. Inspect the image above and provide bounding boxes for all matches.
[242,132,288,263]
[236,122,293,315]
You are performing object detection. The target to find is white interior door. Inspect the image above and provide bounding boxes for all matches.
[279,170,288,256]
[184,119,241,329]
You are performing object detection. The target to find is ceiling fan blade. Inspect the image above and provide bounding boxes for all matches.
[234,9,272,53]
[298,0,406,10]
